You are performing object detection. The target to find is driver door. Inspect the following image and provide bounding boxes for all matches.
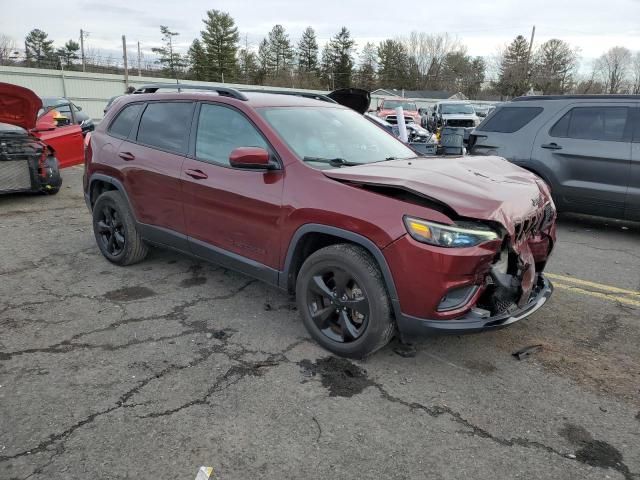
[181,102,285,277]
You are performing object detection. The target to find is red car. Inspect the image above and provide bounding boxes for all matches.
[84,85,556,358]
[375,98,422,125]
[0,82,84,195]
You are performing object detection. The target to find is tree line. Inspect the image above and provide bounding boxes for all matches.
[2,14,640,98]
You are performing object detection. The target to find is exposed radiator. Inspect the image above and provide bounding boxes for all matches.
[0,160,32,192]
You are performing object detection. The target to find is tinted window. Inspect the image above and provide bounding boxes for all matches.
[196,104,268,166]
[551,107,629,142]
[478,106,543,133]
[109,103,143,138]
[633,109,640,143]
[137,102,193,154]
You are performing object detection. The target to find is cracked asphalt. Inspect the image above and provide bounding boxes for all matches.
[1,166,639,480]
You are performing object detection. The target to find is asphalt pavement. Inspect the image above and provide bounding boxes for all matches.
[1,167,639,480]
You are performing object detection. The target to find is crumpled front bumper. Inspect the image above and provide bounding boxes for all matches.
[396,275,553,337]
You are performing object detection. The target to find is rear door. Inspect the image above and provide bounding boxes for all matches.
[627,106,640,221]
[533,103,632,218]
[181,102,284,278]
[119,101,194,245]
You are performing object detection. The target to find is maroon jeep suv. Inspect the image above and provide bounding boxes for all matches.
[84,85,556,358]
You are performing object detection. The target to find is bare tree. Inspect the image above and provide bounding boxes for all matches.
[594,46,632,93]
[0,34,18,65]
[632,52,640,94]
[402,32,461,89]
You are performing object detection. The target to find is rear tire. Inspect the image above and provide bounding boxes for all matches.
[92,190,148,265]
[296,244,395,359]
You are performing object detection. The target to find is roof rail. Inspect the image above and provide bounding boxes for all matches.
[512,94,640,102]
[240,88,337,104]
[133,83,248,101]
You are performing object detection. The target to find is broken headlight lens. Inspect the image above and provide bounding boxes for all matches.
[404,216,500,248]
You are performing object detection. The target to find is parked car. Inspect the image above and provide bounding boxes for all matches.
[469,95,640,221]
[41,97,94,134]
[0,83,84,195]
[427,101,481,133]
[365,112,436,145]
[84,84,556,358]
[472,104,495,118]
[375,98,421,125]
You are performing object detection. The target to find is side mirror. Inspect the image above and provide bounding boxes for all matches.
[229,147,273,170]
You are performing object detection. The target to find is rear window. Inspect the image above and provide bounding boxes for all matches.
[550,107,629,142]
[136,102,193,154]
[478,106,543,133]
[108,103,143,138]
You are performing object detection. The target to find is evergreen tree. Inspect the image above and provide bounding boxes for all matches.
[495,35,531,97]
[238,48,259,84]
[327,27,355,89]
[377,39,410,89]
[201,9,240,82]
[532,39,578,94]
[25,29,55,67]
[256,38,271,84]
[297,27,319,73]
[187,39,207,80]
[266,25,294,76]
[151,26,185,79]
[356,42,377,90]
[56,40,80,68]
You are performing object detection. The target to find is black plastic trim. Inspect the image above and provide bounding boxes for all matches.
[397,276,553,337]
[281,224,402,320]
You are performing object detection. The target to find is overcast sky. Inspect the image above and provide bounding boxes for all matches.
[4,0,640,68]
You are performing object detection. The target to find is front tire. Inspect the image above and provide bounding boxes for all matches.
[92,190,148,265]
[296,244,395,359]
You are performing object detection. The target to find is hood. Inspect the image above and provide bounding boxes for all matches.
[327,88,371,114]
[441,113,477,120]
[0,82,43,130]
[380,109,420,116]
[322,155,550,235]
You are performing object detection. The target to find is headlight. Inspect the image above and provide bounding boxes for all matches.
[404,216,500,248]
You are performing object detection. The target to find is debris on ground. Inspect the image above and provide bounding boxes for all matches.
[512,344,543,360]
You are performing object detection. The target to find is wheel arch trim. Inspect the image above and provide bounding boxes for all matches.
[88,173,137,221]
[281,224,402,320]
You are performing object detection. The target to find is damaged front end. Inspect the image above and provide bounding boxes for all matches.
[0,129,61,194]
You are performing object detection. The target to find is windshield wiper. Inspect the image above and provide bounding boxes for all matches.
[302,156,362,167]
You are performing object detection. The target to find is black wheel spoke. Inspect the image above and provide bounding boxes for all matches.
[107,234,116,253]
[311,306,334,329]
[97,220,110,233]
[338,310,360,341]
[342,297,369,317]
[103,207,113,226]
[113,211,123,228]
[332,269,350,295]
[114,231,125,246]
[310,275,333,299]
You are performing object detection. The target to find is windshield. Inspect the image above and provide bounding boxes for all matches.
[382,100,418,111]
[440,103,475,115]
[259,107,416,167]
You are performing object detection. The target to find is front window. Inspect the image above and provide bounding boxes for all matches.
[440,104,475,115]
[382,100,418,111]
[259,107,416,168]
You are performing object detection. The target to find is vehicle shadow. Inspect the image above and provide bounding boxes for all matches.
[557,212,640,236]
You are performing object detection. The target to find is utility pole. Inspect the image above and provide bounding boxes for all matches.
[80,29,87,72]
[137,41,141,76]
[525,25,536,93]
[122,35,129,90]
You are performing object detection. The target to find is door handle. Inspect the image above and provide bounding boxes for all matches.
[118,151,135,161]
[541,143,562,150]
[185,169,208,180]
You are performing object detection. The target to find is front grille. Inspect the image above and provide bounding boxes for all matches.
[385,115,415,125]
[445,119,475,128]
[0,160,32,192]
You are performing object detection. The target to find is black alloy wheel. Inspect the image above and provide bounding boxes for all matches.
[96,205,126,256]
[307,267,370,343]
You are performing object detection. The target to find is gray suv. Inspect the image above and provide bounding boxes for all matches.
[469,95,640,221]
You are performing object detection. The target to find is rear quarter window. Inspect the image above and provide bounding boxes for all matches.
[108,103,143,139]
[550,106,630,142]
[478,106,543,133]
[136,102,194,154]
